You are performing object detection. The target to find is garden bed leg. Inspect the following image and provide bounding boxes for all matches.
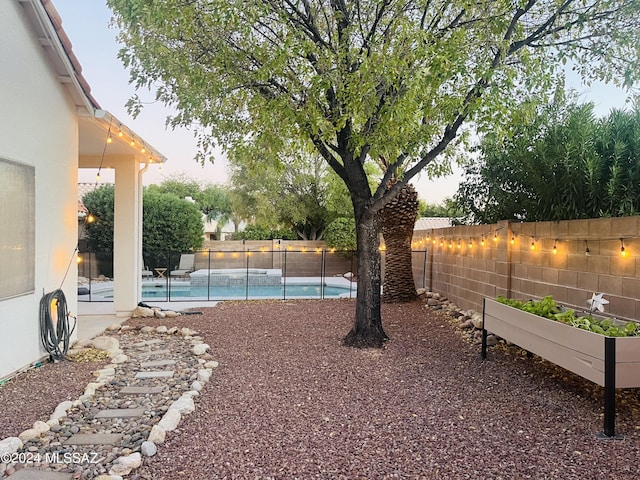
[598,337,623,440]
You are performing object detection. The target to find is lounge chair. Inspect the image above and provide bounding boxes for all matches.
[170,254,195,278]
[142,256,153,279]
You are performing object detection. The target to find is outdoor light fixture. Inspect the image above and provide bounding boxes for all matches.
[106,134,113,144]
[468,239,473,248]
[553,240,558,255]
[480,235,485,246]
[493,232,498,242]
[585,240,590,256]
[621,238,627,257]
[530,238,535,250]
[511,235,515,245]
[87,213,95,223]
[457,240,461,249]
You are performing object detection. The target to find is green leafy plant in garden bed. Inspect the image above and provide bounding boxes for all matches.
[496,295,640,337]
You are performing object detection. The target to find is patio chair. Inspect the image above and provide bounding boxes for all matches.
[169,254,196,278]
[142,256,153,279]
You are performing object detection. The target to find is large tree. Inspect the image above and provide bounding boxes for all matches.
[109,0,640,347]
[229,152,352,239]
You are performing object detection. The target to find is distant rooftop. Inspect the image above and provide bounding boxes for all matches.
[414,217,453,231]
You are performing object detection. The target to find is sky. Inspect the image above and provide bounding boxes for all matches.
[55,1,635,204]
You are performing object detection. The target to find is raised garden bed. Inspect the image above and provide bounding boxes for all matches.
[481,297,640,438]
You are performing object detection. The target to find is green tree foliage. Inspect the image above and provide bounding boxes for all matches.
[237,225,297,240]
[82,184,115,256]
[142,190,204,268]
[82,184,204,269]
[147,174,201,201]
[324,217,357,251]
[109,0,640,347]
[198,183,239,234]
[229,152,351,240]
[418,198,462,218]
[456,100,640,223]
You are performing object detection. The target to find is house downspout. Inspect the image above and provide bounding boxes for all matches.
[137,162,149,301]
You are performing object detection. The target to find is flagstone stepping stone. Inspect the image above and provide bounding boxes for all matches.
[6,469,73,480]
[140,359,176,368]
[119,386,165,395]
[137,349,171,358]
[63,433,123,445]
[94,408,146,418]
[132,339,165,347]
[134,370,174,379]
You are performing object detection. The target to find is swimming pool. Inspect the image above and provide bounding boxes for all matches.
[80,277,356,302]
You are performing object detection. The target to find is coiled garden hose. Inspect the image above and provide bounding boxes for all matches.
[39,289,76,362]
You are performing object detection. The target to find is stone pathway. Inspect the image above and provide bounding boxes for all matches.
[0,324,218,479]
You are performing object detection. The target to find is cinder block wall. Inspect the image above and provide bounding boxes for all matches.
[413,217,640,320]
[196,240,356,277]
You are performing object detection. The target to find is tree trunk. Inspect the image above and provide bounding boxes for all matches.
[343,210,388,348]
[379,183,419,303]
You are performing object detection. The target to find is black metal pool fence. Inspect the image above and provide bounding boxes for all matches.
[77,248,429,302]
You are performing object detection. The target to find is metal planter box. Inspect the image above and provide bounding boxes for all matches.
[481,297,640,438]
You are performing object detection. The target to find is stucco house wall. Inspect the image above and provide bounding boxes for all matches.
[0,0,79,379]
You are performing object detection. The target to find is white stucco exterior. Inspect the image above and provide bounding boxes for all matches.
[0,0,79,379]
[0,0,167,380]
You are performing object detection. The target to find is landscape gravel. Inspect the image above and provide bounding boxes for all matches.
[2,298,640,479]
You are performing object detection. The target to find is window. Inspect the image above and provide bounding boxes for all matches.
[0,159,35,300]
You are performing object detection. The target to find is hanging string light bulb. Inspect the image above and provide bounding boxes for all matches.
[585,240,590,256]
[620,238,627,257]
[552,240,558,255]
[530,237,535,250]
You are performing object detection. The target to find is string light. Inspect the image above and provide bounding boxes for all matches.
[493,232,498,242]
[511,235,515,245]
[468,239,473,248]
[86,213,95,224]
[448,239,453,249]
[457,239,461,249]
[106,134,113,144]
[530,238,535,250]
[96,171,101,182]
[480,235,485,246]
[118,127,124,137]
[552,240,557,255]
[585,240,590,256]
[621,238,627,257]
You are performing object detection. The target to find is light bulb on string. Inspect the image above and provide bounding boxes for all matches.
[585,240,590,256]
[480,235,485,247]
[493,232,498,242]
[621,238,627,257]
[530,238,535,250]
[106,134,113,144]
[552,240,558,255]
[511,235,515,245]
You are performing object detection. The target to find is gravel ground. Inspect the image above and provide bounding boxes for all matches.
[3,299,640,479]
[0,361,103,438]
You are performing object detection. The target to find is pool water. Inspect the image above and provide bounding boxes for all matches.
[97,283,355,300]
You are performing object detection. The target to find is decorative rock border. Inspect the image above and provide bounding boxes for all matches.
[0,323,219,479]
[418,289,500,346]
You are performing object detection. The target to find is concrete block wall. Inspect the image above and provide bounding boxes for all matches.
[413,217,640,321]
[194,240,356,278]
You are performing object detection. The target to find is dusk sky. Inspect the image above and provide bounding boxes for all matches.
[54,0,635,204]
